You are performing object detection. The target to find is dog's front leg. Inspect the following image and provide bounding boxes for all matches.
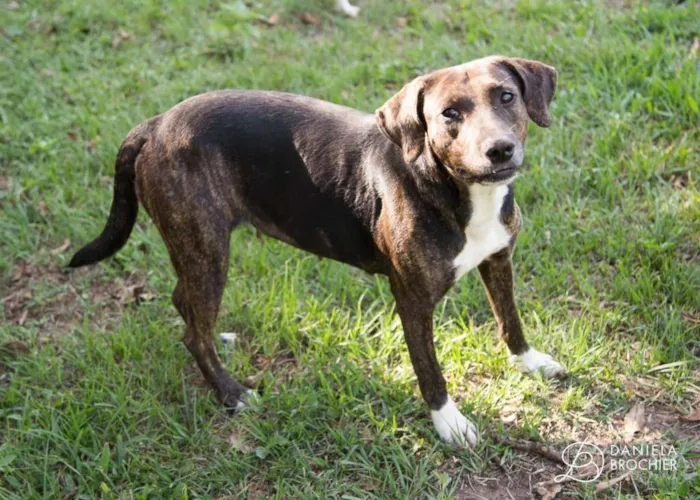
[391,278,478,447]
[478,248,565,378]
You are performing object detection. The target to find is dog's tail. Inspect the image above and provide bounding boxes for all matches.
[68,119,156,268]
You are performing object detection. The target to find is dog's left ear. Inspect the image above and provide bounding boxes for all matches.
[375,76,429,164]
[501,58,557,128]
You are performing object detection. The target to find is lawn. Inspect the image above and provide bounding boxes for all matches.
[1,0,699,498]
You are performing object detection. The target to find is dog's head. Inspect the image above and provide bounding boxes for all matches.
[376,56,557,185]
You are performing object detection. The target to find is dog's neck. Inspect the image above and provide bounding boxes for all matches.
[411,150,472,230]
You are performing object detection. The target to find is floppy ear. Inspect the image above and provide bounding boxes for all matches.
[375,76,428,164]
[501,58,557,128]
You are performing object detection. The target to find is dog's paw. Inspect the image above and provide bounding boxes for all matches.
[511,348,566,379]
[221,386,260,413]
[226,389,260,412]
[431,397,478,447]
[336,0,360,17]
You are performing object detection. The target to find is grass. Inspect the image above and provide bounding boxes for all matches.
[1,0,699,497]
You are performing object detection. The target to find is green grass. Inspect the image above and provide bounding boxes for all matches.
[1,0,699,498]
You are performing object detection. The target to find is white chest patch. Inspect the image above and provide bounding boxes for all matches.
[453,184,511,281]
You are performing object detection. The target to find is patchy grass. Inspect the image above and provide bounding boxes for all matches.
[1,0,699,498]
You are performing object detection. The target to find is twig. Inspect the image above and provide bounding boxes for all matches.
[489,432,565,465]
[595,472,631,493]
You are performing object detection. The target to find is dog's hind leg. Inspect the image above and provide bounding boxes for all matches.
[163,214,249,410]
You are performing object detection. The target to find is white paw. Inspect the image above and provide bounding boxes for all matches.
[431,397,478,447]
[511,348,566,379]
[236,389,260,410]
[336,0,360,17]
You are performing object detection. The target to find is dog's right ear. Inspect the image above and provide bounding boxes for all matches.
[375,76,428,164]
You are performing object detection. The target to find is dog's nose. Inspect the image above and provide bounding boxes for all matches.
[485,140,515,164]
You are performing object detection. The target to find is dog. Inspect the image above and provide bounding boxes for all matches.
[69,55,565,447]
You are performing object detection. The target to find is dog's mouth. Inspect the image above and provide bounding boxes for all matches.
[478,165,519,183]
[454,163,520,184]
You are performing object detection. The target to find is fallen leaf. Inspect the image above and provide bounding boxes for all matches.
[0,341,30,356]
[229,430,253,453]
[17,309,28,326]
[298,12,320,25]
[544,229,552,247]
[689,37,699,60]
[120,283,145,304]
[118,280,155,305]
[623,402,645,440]
[680,407,700,422]
[8,0,19,9]
[534,479,562,500]
[87,136,101,152]
[50,238,71,255]
[0,176,8,190]
[111,30,132,50]
[99,176,112,186]
[266,13,280,25]
[38,200,48,216]
[138,292,156,302]
[396,17,409,27]
[595,472,631,493]
[671,171,689,190]
[681,312,700,325]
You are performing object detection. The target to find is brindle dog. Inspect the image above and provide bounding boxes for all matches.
[70,56,565,446]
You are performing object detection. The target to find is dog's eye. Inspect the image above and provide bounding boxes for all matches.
[500,92,515,104]
[441,108,460,119]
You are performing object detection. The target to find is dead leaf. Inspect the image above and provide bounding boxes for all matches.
[87,136,100,152]
[298,12,320,25]
[99,176,112,186]
[396,17,408,27]
[17,309,28,326]
[8,1,19,9]
[534,479,562,500]
[111,30,132,50]
[38,200,48,216]
[266,13,280,26]
[50,238,71,255]
[671,171,689,190]
[229,429,253,453]
[681,312,700,325]
[118,280,155,305]
[120,283,145,304]
[689,37,699,60]
[680,407,700,422]
[595,472,631,493]
[0,176,8,190]
[544,229,552,247]
[0,341,30,356]
[623,402,646,440]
